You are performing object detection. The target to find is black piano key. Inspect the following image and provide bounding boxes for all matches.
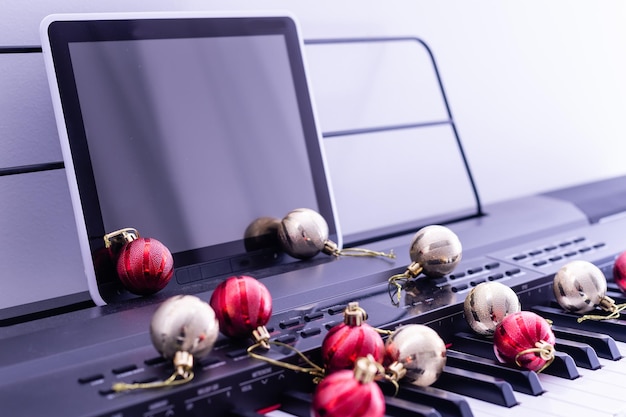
[606,290,626,304]
[544,351,579,380]
[280,390,313,417]
[554,337,602,369]
[228,410,264,417]
[280,388,444,417]
[551,325,623,360]
[452,332,579,380]
[432,365,518,407]
[451,332,498,360]
[607,282,621,293]
[533,305,626,343]
[388,384,474,417]
[446,350,544,396]
[385,396,443,417]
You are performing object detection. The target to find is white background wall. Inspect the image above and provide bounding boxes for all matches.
[5,0,626,201]
[2,0,626,308]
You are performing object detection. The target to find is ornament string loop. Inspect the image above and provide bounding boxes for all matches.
[388,262,424,303]
[382,361,406,396]
[323,240,395,259]
[514,340,555,373]
[112,351,194,392]
[577,297,626,322]
[247,326,325,380]
[103,227,140,249]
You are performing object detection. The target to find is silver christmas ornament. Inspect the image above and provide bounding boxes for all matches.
[464,281,521,336]
[553,260,626,321]
[389,225,462,302]
[113,295,219,392]
[278,208,330,259]
[150,294,220,360]
[553,260,608,314]
[409,225,462,277]
[384,324,446,387]
[277,208,394,260]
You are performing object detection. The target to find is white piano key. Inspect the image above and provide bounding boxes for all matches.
[266,411,300,417]
[537,373,626,414]
[464,391,610,417]
[545,368,624,401]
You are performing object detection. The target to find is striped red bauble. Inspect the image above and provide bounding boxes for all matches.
[613,250,626,294]
[320,303,385,373]
[116,237,174,295]
[493,311,555,372]
[209,275,273,339]
[312,357,385,417]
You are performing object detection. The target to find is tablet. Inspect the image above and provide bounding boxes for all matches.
[41,11,340,305]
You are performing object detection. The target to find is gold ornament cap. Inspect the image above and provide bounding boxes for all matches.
[344,302,368,326]
[353,356,379,384]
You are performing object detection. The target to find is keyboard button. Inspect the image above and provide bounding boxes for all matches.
[300,327,321,338]
[304,311,324,322]
[488,273,504,281]
[78,374,104,384]
[111,364,137,375]
[279,318,301,329]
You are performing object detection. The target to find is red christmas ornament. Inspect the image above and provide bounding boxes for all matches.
[116,237,174,295]
[493,311,555,372]
[209,275,273,339]
[321,302,385,373]
[312,356,385,417]
[613,251,626,294]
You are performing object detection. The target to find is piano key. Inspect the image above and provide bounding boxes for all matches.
[554,338,601,369]
[450,332,501,360]
[384,396,443,417]
[278,389,443,417]
[452,332,579,379]
[432,365,518,407]
[551,325,623,360]
[606,290,626,304]
[445,350,544,395]
[595,341,626,376]
[390,384,474,417]
[266,411,299,417]
[533,305,626,342]
[230,410,265,417]
[279,391,313,417]
[537,372,626,414]
[462,360,626,417]
[466,391,613,417]
[544,351,579,379]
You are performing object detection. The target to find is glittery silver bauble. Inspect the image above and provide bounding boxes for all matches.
[384,324,447,387]
[464,281,521,336]
[150,295,220,360]
[409,225,462,276]
[278,208,329,259]
[553,260,607,314]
